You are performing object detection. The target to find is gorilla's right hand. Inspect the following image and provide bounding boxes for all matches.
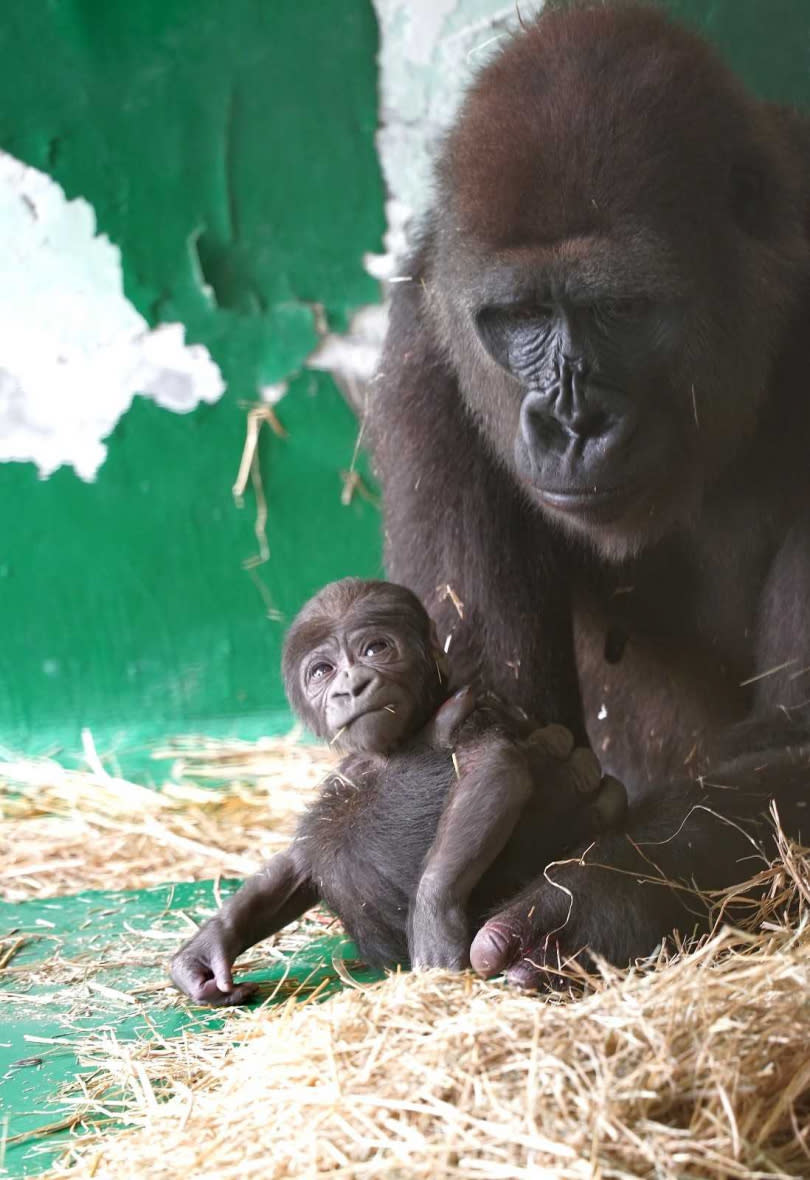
[170,918,258,1007]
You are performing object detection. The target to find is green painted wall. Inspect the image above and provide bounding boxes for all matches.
[0,0,384,764]
[667,0,810,106]
[0,0,808,770]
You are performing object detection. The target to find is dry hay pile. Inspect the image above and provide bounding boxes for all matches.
[0,736,334,900]
[48,832,810,1179]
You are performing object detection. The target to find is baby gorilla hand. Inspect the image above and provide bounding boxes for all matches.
[423,685,478,748]
[170,918,258,1007]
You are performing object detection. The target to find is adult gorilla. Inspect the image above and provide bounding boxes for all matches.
[368,2,810,987]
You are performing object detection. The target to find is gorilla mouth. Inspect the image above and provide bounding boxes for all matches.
[345,704,400,727]
[534,481,642,523]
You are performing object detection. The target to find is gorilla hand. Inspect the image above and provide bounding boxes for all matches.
[170,918,259,1007]
[469,778,756,989]
[409,731,627,972]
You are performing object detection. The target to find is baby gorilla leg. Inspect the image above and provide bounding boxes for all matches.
[408,734,533,970]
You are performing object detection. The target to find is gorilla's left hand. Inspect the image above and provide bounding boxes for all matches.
[469,832,703,990]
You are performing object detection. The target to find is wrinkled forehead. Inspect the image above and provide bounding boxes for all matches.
[299,603,425,653]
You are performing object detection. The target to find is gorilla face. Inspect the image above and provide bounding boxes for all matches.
[426,5,807,560]
[472,253,691,545]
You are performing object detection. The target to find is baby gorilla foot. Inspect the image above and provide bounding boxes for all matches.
[470,842,670,990]
[469,910,575,990]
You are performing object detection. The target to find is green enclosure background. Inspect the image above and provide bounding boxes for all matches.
[0,0,808,771]
[2,3,810,1178]
[0,0,384,769]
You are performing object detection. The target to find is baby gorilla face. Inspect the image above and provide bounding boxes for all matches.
[301,612,433,752]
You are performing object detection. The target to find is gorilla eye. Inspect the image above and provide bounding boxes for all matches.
[363,639,389,658]
[513,303,554,321]
[308,661,334,683]
[602,296,650,319]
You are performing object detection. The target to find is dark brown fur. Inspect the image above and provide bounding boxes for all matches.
[368,2,810,987]
[170,580,622,1001]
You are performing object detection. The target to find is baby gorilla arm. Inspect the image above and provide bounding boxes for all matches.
[409,731,535,968]
[170,848,318,1006]
[409,721,627,970]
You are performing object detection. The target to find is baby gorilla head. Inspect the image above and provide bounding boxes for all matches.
[282,578,446,753]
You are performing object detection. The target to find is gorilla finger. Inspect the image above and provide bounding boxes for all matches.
[192,978,258,1006]
[170,956,210,997]
[504,956,547,991]
[211,954,234,995]
[526,723,574,761]
[592,775,628,827]
[469,920,523,978]
[567,747,602,796]
[222,981,260,1006]
[433,686,478,746]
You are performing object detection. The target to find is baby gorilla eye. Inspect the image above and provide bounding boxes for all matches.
[363,639,389,658]
[308,661,334,682]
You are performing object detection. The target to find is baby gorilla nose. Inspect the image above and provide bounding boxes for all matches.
[337,666,374,699]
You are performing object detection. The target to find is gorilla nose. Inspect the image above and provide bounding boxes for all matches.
[521,391,614,455]
[341,668,373,698]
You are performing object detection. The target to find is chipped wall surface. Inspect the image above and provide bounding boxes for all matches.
[371,0,533,235]
[311,1,535,405]
[0,152,224,480]
[0,0,384,761]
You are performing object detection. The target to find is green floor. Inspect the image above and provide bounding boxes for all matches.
[0,879,381,1176]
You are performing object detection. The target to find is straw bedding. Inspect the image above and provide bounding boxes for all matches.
[49,919,810,1176]
[4,738,810,1177]
[0,736,334,900]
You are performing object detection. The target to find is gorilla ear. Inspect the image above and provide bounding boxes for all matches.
[729,161,772,238]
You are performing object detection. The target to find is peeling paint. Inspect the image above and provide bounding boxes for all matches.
[0,151,225,481]
[307,305,388,408]
[371,0,541,229]
[260,382,288,405]
[312,2,543,401]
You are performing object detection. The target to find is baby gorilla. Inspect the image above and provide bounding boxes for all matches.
[171,579,625,1004]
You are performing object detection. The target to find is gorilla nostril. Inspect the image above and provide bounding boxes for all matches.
[521,392,616,455]
[522,402,570,455]
[571,407,612,440]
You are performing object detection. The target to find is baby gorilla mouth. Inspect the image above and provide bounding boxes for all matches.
[344,702,399,727]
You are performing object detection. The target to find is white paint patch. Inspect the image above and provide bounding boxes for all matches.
[313,3,544,398]
[0,151,225,480]
[372,0,543,233]
[308,305,389,394]
[260,382,288,405]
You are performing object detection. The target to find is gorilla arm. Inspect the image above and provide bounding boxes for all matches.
[470,742,810,989]
[471,526,810,989]
[170,847,318,1005]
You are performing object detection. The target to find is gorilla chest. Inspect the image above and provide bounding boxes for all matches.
[573,552,758,792]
